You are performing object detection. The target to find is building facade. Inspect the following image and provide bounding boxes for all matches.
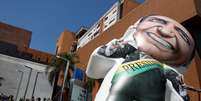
[0,20,54,100]
[56,30,76,54]
[57,0,201,100]
[0,21,53,65]
[0,21,31,48]
[0,54,53,101]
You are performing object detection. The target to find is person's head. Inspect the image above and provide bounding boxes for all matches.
[10,95,14,99]
[132,15,195,66]
[37,97,41,101]
[43,98,46,101]
[31,96,35,101]
[19,98,24,101]
[47,98,50,101]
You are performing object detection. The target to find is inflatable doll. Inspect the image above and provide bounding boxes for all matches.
[86,15,195,101]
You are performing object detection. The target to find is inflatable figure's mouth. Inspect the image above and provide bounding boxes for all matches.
[146,32,176,51]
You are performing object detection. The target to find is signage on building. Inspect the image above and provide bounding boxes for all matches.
[77,23,101,48]
[77,1,120,49]
[103,2,120,31]
[70,79,87,101]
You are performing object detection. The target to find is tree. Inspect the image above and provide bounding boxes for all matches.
[47,52,79,85]
[84,77,95,93]
[47,52,80,100]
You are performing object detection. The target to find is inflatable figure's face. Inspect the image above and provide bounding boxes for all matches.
[134,16,194,66]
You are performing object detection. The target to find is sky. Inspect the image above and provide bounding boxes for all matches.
[0,0,143,54]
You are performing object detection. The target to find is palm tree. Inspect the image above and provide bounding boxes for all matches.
[47,52,79,85]
[47,52,79,100]
[84,77,95,93]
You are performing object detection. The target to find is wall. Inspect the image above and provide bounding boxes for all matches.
[56,30,75,54]
[19,47,53,64]
[77,0,198,69]
[0,21,53,65]
[185,53,201,101]
[0,54,53,101]
[120,0,139,17]
[0,22,32,48]
[76,0,141,69]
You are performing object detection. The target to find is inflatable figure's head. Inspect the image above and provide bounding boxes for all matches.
[133,15,194,66]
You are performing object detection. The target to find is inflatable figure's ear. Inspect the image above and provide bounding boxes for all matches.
[133,17,144,27]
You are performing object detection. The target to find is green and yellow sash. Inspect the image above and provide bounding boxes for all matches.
[112,59,164,83]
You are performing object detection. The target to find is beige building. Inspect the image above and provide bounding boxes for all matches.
[0,19,54,100]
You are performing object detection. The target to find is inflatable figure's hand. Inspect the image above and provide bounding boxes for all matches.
[105,39,126,56]
[98,39,137,58]
[97,39,118,56]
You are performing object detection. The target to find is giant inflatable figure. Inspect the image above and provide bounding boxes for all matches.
[86,15,195,101]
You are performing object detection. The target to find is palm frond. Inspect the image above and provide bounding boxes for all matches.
[84,77,95,93]
[46,52,80,85]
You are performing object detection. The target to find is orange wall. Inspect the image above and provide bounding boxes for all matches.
[19,46,54,64]
[0,22,32,48]
[185,53,201,101]
[0,21,53,65]
[56,30,75,54]
[121,0,139,17]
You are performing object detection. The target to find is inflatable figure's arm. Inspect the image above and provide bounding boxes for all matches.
[97,39,137,58]
[86,39,137,79]
[164,65,189,101]
[86,24,139,79]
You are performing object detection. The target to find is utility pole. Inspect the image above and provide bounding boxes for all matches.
[56,56,70,101]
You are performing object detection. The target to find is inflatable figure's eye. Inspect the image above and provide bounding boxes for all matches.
[148,17,168,25]
[175,26,191,46]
